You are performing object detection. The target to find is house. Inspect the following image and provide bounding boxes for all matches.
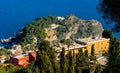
[57,16,65,20]
[10,52,36,67]
[55,42,86,60]
[76,37,110,54]
[55,37,110,60]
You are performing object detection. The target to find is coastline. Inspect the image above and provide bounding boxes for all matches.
[0,24,120,47]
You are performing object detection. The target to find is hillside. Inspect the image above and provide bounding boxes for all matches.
[0,14,106,73]
[12,14,103,48]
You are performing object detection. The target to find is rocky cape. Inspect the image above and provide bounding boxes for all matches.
[11,14,103,48]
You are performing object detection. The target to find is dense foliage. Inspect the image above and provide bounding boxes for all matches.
[0,40,102,73]
[102,30,120,73]
[97,0,120,32]
[12,15,103,48]
[1,33,119,73]
[0,47,12,62]
[13,15,58,46]
[1,15,118,73]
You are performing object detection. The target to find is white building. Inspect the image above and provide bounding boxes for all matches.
[57,16,65,20]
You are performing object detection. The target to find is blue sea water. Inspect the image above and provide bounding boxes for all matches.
[0,0,119,40]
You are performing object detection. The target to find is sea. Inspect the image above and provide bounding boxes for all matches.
[0,0,119,44]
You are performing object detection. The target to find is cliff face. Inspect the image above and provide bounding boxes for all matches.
[52,15,103,40]
[14,15,103,46]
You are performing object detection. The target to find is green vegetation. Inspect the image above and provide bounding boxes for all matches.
[60,48,68,73]
[0,40,100,73]
[0,48,11,56]
[75,49,90,73]
[0,32,120,73]
[66,51,75,73]
[102,30,113,39]
[12,15,103,49]
[1,14,119,73]
[74,24,91,38]
[94,64,102,73]
[97,0,120,32]
[55,26,68,40]
[90,44,96,61]
[0,47,12,61]
[36,50,54,73]
[60,39,73,45]
[36,40,59,73]
[102,30,120,73]
[13,15,58,46]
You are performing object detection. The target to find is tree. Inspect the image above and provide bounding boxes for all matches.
[51,60,60,73]
[75,49,83,73]
[34,66,40,73]
[60,48,68,73]
[67,51,75,73]
[37,40,55,59]
[35,50,53,73]
[102,30,113,39]
[97,0,120,32]
[37,40,51,51]
[94,64,102,73]
[38,40,60,73]
[90,44,96,61]
[103,37,120,73]
[61,39,73,46]
[0,67,7,73]
[83,50,89,69]
[109,38,120,63]
[91,45,95,56]
[89,45,96,73]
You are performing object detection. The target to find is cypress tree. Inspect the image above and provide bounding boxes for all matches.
[52,59,60,73]
[35,50,53,73]
[94,64,102,73]
[60,48,68,73]
[90,44,96,61]
[34,66,40,73]
[83,50,89,69]
[67,51,75,73]
[37,40,59,73]
[91,44,95,56]
[103,37,120,73]
[75,48,83,73]
[82,50,90,73]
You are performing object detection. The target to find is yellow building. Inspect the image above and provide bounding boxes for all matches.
[55,43,86,60]
[55,37,110,60]
[77,38,110,54]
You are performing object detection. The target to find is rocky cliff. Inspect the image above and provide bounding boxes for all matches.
[13,14,103,46]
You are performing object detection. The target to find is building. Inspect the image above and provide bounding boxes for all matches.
[10,52,36,67]
[57,16,65,20]
[76,38,110,54]
[55,37,110,60]
[55,42,86,60]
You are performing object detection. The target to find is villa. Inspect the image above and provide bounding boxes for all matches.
[55,37,110,60]
[10,52,36,67]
